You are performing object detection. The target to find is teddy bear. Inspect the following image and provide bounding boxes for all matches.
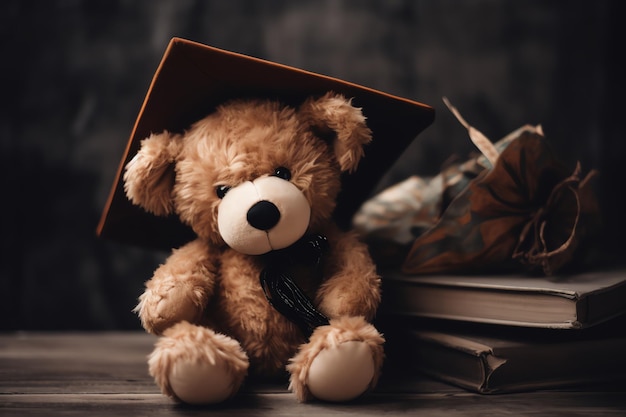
[123,91,385,405]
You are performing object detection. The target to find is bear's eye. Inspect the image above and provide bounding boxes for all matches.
[216,185,231,199]
[273,167,291,181]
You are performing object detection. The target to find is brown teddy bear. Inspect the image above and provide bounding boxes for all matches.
[123,91,385,404]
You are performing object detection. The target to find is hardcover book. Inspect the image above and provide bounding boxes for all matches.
[380,268,626,329]
[390,316,626,394]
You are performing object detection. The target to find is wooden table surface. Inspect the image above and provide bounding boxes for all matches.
[1,332,625,416]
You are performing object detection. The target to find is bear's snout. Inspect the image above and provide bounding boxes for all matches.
[217,176,311,255]
[247,200,281,231]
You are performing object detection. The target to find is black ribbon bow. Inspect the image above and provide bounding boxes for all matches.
[260,234,330,337]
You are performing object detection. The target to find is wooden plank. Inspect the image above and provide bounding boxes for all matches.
[0,332,156,394]
[3,391,626,417]
[1,332,626,416]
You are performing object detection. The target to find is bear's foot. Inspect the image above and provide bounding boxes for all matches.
[287,316,385,402]
[148,321,249,405]
[307,340,375,401]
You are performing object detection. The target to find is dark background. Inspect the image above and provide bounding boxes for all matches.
[1,0,624,330]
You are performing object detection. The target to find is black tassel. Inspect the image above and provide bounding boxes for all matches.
[260,234,330,337]
[260,268,329,337]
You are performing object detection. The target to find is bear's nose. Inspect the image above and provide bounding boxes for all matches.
[247,200,281,231]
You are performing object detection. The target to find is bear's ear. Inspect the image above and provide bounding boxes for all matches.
[123,131,183,216]
[299,92,373,173]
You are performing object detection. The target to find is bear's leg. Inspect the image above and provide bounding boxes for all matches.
[148,321,249,405]
[286,316,384,402]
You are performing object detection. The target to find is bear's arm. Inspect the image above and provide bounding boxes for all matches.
[134,239,219,335]
[315,229,381,321]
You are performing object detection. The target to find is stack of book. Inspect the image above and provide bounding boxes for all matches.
[377,268,626,393]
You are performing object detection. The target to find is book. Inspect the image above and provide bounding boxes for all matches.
[379,268,626,329]
[388,317,626,394]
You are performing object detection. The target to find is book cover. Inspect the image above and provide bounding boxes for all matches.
[380,268,626,328]
[387,316,626,394]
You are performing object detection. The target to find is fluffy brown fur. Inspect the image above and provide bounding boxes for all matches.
[125,92,385,404]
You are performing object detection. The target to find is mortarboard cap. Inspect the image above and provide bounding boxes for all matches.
[97,37,434,250]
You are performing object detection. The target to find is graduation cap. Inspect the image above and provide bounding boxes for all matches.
[97,37,434,250]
